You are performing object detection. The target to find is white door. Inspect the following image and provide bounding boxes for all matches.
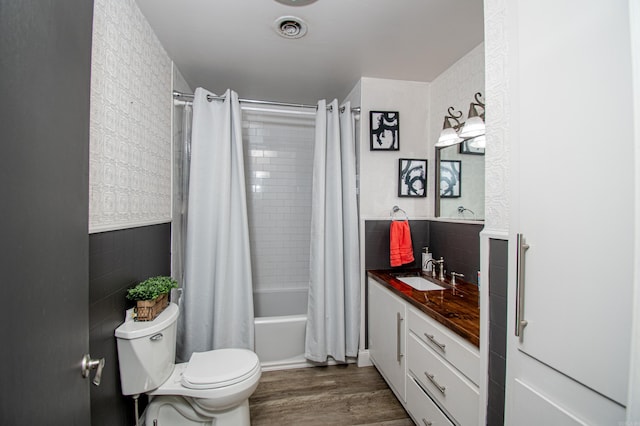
[368,278,406,401]
[508,0,634,408]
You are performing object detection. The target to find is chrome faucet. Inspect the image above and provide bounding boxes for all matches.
[451,271,464,285]
[423,258,437,278]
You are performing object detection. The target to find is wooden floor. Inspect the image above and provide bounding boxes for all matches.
[249,364,414,426]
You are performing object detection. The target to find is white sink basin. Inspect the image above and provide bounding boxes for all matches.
[397,276,445,291]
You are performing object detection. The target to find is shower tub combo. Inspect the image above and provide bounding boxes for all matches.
[253,288,315,371]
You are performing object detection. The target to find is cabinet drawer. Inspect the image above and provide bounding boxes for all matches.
[406,376,454,426]
[408,307,479,385]
[408,334,479,426]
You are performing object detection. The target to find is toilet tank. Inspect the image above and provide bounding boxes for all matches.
[115,302,179,395]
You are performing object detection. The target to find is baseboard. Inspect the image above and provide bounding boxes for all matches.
[357,349,372,367]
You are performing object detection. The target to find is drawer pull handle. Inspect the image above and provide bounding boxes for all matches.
[424,371,446,395]
[422,419,433,426]
[424,333,446,351]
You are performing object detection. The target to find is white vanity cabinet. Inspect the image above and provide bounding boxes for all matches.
[368,278,406,401]
[503,0,634,423]
[368,277,480,425]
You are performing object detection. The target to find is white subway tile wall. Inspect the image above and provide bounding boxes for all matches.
[171,65,192,281]
[243,112,315,292]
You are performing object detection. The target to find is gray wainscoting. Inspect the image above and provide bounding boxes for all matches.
[365,220,482,285]
[89,223,171,426]
[487,238,508,426]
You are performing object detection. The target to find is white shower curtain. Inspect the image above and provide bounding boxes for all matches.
[305,99,360,363]
[177,88,254,360]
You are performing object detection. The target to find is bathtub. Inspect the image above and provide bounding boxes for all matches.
[253,288,316,371]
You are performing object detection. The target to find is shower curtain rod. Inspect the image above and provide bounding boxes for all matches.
[172,90,361,113]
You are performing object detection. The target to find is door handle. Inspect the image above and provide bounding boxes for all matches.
[396,312,404,363]
[81,354,105,386]
[515,233,530,338]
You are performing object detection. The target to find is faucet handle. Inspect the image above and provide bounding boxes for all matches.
[451,272,464,285]
[428,257,443,278]
[436,257,446,281]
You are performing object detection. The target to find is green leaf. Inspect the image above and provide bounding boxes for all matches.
[126,276,178,301]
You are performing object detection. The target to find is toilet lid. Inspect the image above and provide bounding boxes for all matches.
[182,349,260,390]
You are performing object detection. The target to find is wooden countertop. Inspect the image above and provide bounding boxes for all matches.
[367,269,480,347]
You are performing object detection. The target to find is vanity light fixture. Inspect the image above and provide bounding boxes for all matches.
[436,92,486,148]
[458,92,485,139]
[435,107,464,147]
[468,134,486,149]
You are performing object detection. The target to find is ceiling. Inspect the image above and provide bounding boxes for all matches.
[135,0,484,105]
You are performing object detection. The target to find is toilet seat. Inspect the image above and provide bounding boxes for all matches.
[149,349,262,400]
[182,349,260,389]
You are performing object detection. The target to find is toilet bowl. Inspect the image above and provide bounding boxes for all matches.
[115,303,261,426]
[146,349,261,425]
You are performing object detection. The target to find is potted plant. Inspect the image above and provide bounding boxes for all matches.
[126,276,178,321]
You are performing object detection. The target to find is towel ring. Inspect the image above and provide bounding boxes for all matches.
[390,205,409,221]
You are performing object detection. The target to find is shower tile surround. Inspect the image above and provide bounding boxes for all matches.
[243,112,315,297]
[171,66,192,280]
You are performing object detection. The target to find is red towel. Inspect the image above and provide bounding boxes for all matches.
[390,220,414,267]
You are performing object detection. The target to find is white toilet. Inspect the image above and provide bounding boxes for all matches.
[115,302,261,425]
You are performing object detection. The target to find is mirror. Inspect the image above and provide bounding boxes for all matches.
[435,142,485,220]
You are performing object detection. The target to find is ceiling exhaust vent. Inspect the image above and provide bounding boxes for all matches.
[274,16,308,39]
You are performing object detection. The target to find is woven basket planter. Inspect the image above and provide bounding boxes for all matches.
[134,293,169,321]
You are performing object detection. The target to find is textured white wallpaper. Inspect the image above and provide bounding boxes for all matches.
[89,0,173,233]
[484,0,510,233]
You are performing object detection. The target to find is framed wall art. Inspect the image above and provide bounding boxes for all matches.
[370,111,399,150]
[398,158,427,197]
[440,160,461,198]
